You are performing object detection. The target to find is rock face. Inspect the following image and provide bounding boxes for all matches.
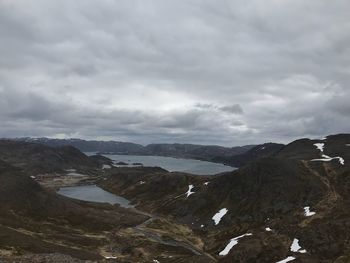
[100,134,350,262]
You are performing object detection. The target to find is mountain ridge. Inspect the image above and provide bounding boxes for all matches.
[11,137,283,167]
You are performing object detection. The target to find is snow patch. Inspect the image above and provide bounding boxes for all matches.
[303,206,316,217]
[200,224,204,228]
[30,176,36,179]
[212,208,228,225]
[290,238,307,253]
[185,184,195,197]
[67,172,85,177]
[314,143,325,152]
[102,164,112,169]
[276,256,296,263]
[139,181,145,185]
[219,233,252,256]
[311,156,344,165]
[153,260,160,263]
[104,256,117,259]
[204,181,210,186]
[311,143,345,165]
[265,227,272,232]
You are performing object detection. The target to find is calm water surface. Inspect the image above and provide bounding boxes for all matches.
[58,185,132,208]
[103,154,236,175]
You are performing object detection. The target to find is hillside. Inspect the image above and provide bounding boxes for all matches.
[213,142,284,167]
[100,134,350,262]
[0,140,99,175]
[0,142,217,262]
[0,159,148,261]
[1,134,350,262]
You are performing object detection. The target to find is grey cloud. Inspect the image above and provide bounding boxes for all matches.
[0,0,350,145]
[219,105,243,114]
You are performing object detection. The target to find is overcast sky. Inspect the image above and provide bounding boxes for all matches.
[1,0,350,146]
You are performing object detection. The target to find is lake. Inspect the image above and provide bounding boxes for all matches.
[103,154,236,175]
[58,185,132,208]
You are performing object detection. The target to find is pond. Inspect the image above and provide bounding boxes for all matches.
[58,185,132,208]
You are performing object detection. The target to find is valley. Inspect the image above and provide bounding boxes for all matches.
[1,134,350,262]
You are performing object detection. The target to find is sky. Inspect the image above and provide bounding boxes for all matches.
[1,0,350,146]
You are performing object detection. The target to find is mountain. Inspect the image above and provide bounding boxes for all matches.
[100,134,350,262]
[15,137,256,165]
[2,134,350,262]
[17,137,146,154]
[144,143,254,161]
[0,140,100,175]
[213,142,285,167]
[0,141,217,262]
[0,159,148,261]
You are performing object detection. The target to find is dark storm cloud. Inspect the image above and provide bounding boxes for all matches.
[0,0,350,145]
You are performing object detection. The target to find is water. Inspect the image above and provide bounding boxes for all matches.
[58,185,132,208]
[103,154,235,175]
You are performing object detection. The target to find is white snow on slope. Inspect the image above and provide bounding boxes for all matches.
[314,143,325,152]
[67,172,86,177]
[303,206,316,217]
[219,233,252,256]
[265,227,272,232]
[185,184,195,197]
[212,208,228,225]
[104,256,117,259]
[276,256,296,263]
[290,238,307,253]
[102,164,112,169]
[204,182,210,185]
[311,155,344,165]
[312,143,344,165]
[346,144,350,146]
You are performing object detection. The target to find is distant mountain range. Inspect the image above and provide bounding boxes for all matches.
[13,137,284,167]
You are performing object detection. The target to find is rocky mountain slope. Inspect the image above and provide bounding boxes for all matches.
[0,159,148,261]
[213,142,285,167]
[0,141,216,262]
[100,134,350,262]
[0,140,100,175]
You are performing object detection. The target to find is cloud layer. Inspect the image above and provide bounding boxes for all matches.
[1,0,349,145]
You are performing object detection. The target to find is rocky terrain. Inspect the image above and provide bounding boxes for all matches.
[1,134,350,262]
